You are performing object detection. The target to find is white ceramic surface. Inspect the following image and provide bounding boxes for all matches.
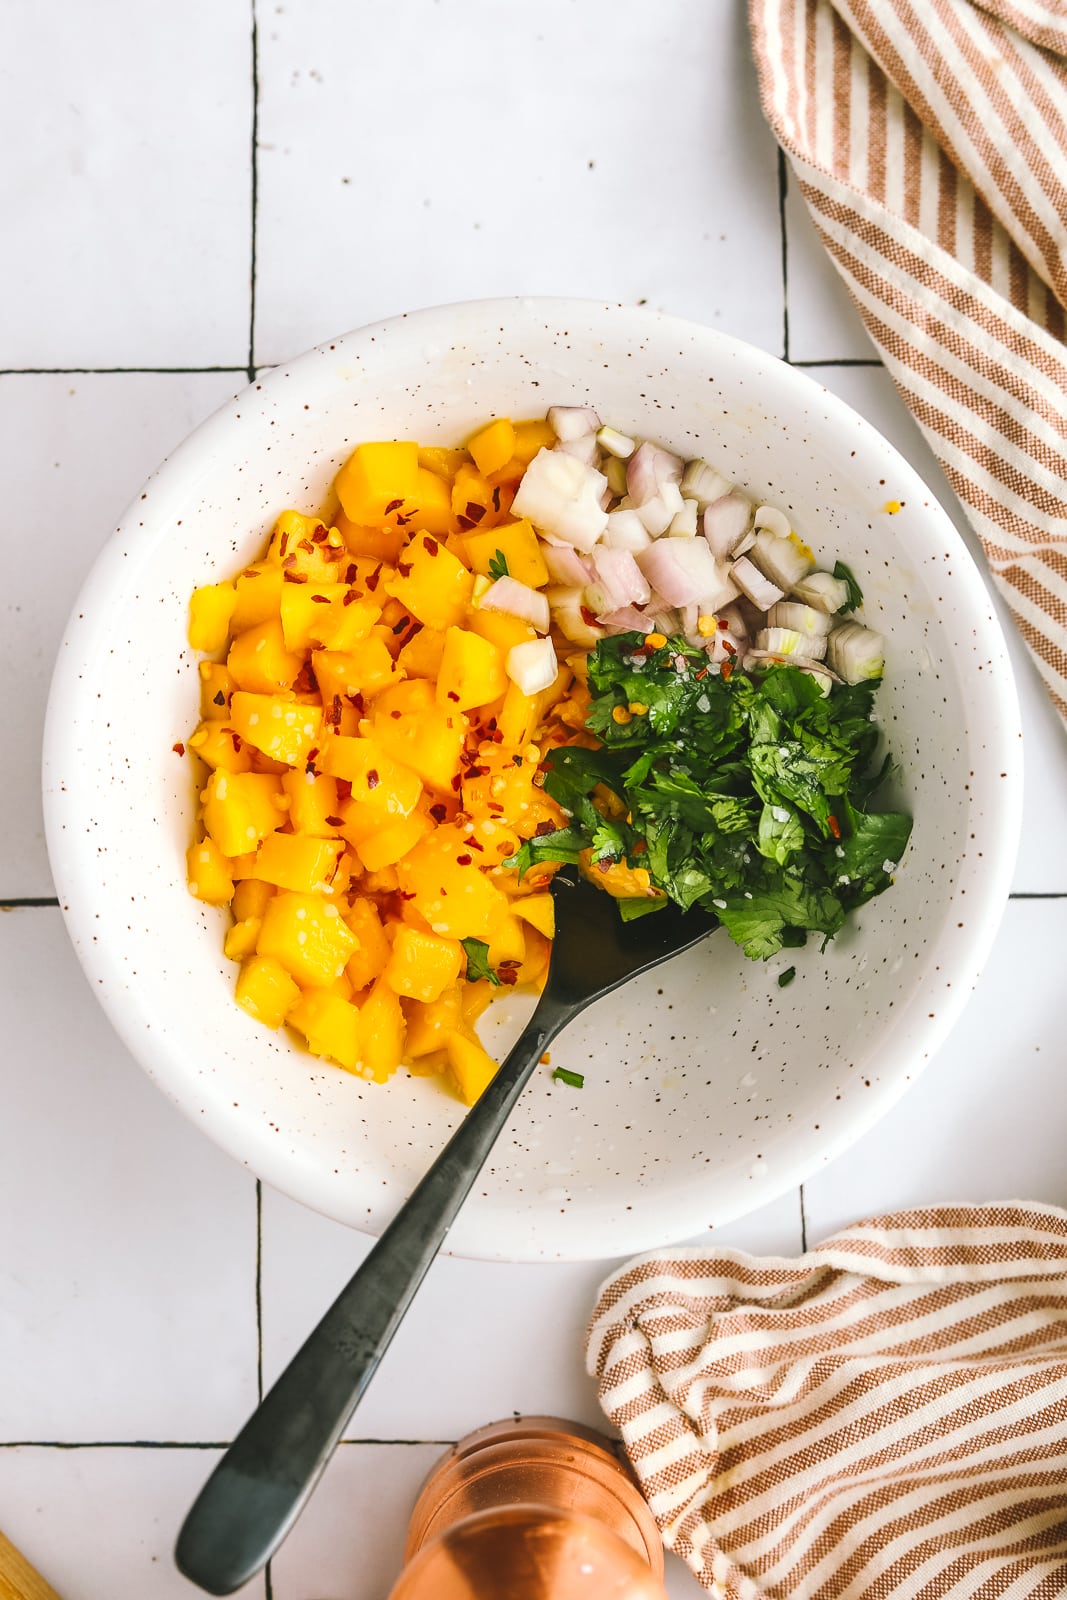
[42,297,1022,1261]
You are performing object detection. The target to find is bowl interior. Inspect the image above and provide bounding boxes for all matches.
[43,299,1021,1261]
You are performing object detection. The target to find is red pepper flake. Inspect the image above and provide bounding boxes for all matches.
[306,746,320,761]
[446,690,460,702]
[580,605,598,627]
[384,498,404,515]
[366,769,380,789]
[694,667,708,681]
[392,617,411,636]
[422,536,439,556]
[336,779,353,801]
[457,515,475,530]
[451,774,463,792]
[283,571,308,584]
[395,513,412,527]
[325,815,344,827]
[719,617,730,630]
[298,538,314,553]
[490,728,504,743]
[828,814,841,840]
[366,565,382,592]
[517,756,529,769]
[305,761,318,777]
[456,853,473,866]
[487,718,497,731]
[310,593,331,604]
[631,838,648,855]
[327,694,343,727]
[535,819,556,836]
[498,969,519,985]
[721,659,733,681]
[293,661,318,695]
[397,890,417,901]
[465,502,486,523]
[348,692,365,713]
[311,524,328,543]
[325,545,344,562]
[282,554,298,569]
[390,709,402,720]
[492,486,502,511]
[212,689,226,706]
[278,532,290,557]
[172,741,185,756]
[342,590,359,606]
[429,803,447,822]
[467,838,485,852]
[231,732,242,751]
[466,764,488,779]
[722,638,736,656]
[396,560,412,578]
[344,562,358,584]
[487,801,505,815]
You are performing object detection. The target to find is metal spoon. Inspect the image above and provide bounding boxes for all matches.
[175,869,716,1594]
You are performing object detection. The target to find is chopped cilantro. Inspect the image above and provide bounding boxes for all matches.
[552,1067,585,1088]
[488,549,510,581]
[778,966,796,988]
[512,633,912,962]
[461,937,501,985]
[833,560,864,610]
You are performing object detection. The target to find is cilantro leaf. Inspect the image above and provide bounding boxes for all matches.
[488,549,509,581]
[461,938,501,985]
[833,560,864,610]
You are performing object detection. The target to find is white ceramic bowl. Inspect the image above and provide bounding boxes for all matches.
[43,298,1021,1262]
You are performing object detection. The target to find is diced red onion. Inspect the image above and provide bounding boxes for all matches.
[603,508,652,552]
[716,602,750,639]
[706,629,744,664]
[636,536,722,607]
[754,504,791,539]
[768,601,832,638]
[791,571,849,613]
[826,622,885,683]
[511,448,608,552]
[556,432,600,467]
[586,545,650,614]
[635,481,685,536]
[599,604,653,635]
[540,540,594,587]
[597,426,635,459]
[681,459,734,507]
[626,440,683,507]
[548,405,601,442]
[702,493,752,558]
[755,627,828,661]
[747,529,814,590]
[668,499,699,537]
[731,555,785,610]
[481,575,551,633]
[506,637,559,695]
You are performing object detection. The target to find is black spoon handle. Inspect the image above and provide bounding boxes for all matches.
[174,993,573,1596]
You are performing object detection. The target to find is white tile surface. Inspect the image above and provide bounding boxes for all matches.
[801,363,1067,895]
[0,1447,264,1599]
[784,172,876,362]
[802,900,1067,1241]
[0,909,257,1442]
[0,372,241,899]
[258,1185,802,1443]
[2,3,252,369]
[254,0,785,365]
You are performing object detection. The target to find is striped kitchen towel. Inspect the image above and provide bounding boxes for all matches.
[586,1204,1067,1598]
[748,0,1067,722]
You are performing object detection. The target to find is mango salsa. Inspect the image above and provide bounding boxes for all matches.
[182,421,573,1104]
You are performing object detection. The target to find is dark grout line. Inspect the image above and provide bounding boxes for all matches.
[248,0,260,382]
[1009,892,1067,900]
[256,1179,264,1405]
[777,148,790,362]
[0,897,60,909]
[0,1438,455,1450]
[0,367,248,377]
[789,358,883,368]
[799,1186,808,1253]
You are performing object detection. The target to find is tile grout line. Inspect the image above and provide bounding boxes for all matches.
[777,147,790,362]
[256,1179,264,1406]
[248,0,259,383]
[799,1186,808,1252]
[0,367,248,377]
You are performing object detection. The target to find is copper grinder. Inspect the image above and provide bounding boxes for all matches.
[387,1416,668,1599]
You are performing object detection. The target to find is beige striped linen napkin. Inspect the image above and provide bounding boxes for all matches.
[586,1204,1067,1598]
[748,0,1067,722]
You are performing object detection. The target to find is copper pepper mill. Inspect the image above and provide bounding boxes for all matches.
[387,1416,668,1599]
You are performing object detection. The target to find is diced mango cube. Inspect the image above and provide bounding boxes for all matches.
[320,736,422,816]
[343,898,392,990]
[232,878,275,921]
[230,691,322,767]
[186,721,253,773]
[199,660,236,720]
[188,583,237,654]
[231,562,284,633]
[335,441,420,525]
[403,985,463,1058]
[235,955,300,1029]
[467,418,515,478]
[417,445,469,480]
[359,976,406,1082]
[339,804,433,871]
[384,926,463,1003]
[383,537,473,632]
[403,468,456,536]
[511,418,556,465]
[395,825,511,941]
[463,518,549,589]
[436,627,506,712]
[224,917,262,962]
[227,618,302,694]
[280,771,341,836]
[497,682,539,748]
[397,625,447,680]
[467,607,536,656]
[446,1032,499,1105]
[487,910,526,967]
[371,679,466,792]
[254,833,344,893]
[279,583,381,654]
[268,511,344,583]
[256,891,357,987]
[451,463,496,522]
[201,771,287,858]
[334,512,407,566]
[288,988,362,1072]
[513,892,555,940]
[186,838,235,905]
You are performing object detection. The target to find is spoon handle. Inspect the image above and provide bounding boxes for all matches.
[175,996,572,1596]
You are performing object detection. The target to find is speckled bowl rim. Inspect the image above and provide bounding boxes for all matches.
[43,297,1023,1261]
